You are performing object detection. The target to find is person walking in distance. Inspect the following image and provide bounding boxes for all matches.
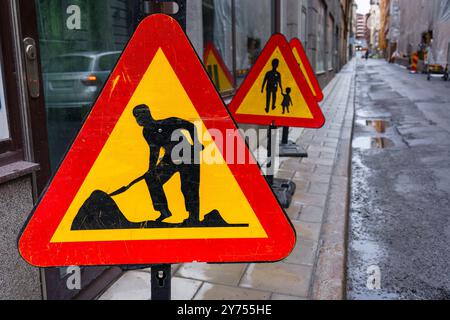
[261,59,283,113]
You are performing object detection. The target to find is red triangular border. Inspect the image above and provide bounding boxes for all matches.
[229,34,325,128]
[18,15,295,267]
[203,42,235,88]
[290,38,324,102]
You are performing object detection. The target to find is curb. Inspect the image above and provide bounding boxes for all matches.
[310,62,356,300]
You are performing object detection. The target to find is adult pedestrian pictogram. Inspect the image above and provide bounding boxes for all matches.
[18,14,296,268]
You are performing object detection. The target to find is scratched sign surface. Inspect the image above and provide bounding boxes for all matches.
[18,14,296,267]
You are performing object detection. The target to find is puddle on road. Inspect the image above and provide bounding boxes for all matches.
[353,137,395,150]
[356,120,391,133]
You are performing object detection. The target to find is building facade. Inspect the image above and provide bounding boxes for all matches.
[0,0,354,300]
[367,0,381,54]
[379,0,391,58]
[355,12,368,48]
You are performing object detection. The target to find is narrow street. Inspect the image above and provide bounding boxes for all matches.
[347,57,450,299]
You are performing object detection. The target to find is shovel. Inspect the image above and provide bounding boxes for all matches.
[109,174,147,197]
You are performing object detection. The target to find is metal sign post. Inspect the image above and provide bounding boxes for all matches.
[144,0,186,301]
[279,126,308,158]
[266,124,294,209]
[151,264,172,300]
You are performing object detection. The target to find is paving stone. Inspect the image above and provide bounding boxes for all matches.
[285,201,302,221]
[291,179,309,193]
[292,220,321,242]
[292,192,327,207]
[240,263,312,297]
[279,159,303,171]
[303,157,335,167]
[274,169,295,180]
[194,283,271,300]
[300,205,325,223]
[99,271,151,300]
[176,263,248,286]
[172,277,203,300]
[323,141,339,148]
[271,293,307,300]
[308,145,336,154]
[294,173,332,184]
[314,164,334,175]
[284,239,318,266]
[319,151,337,160]
[308,182,330,195]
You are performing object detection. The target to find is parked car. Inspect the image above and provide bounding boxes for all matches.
[43,51,121,112]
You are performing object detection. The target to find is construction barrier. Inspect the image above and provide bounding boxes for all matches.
[410,53,419,73]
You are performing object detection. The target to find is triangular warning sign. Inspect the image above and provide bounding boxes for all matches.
[290,38,324,102]
[229,34,325,128]
[18,15,295,267]
[203,42,235,92]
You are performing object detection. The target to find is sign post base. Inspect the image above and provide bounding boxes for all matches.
[272,180,294,209]
[279,141,308,158]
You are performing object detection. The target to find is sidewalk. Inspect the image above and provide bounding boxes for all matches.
[98,60,356,301]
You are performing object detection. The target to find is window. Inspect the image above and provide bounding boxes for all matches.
[327,14,334,70]
[316,1,325,72]
[36,0,143,171]
[96,53,121,71]
[0,14,24,164]
[300,6,307,43]
[0,53,9,142]
[202,0,233,93]
[235,0,273,85]
[46,55,93,73]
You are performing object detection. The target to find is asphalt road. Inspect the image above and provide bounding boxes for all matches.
[347,57,450,299]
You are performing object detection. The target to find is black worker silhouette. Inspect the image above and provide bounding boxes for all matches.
[134,104,201,223]
[71,104,248,231]
[261,59,283,113]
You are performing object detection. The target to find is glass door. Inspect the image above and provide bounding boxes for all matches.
[31,0,149,300]
[36,0,146,171]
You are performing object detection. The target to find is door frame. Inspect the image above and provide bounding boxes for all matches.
[10,0,124,300]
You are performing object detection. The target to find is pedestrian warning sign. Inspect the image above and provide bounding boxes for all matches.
[204,42,234,93]
[290,38,324,102]
[18,14,295,267]
[229,34,325,128]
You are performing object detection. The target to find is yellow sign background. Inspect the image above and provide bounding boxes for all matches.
[204,51,234,92]
[51,48,267,243]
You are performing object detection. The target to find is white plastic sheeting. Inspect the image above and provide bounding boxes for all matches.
[438,0,450,22]
[388,0,450,65]
[433,0,450,64]
[234,0,272,71]
[212,0,233,70]
[210,0,272,72]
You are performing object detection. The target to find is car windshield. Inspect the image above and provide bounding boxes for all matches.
[46,56,93,73]
[96,53,121,71]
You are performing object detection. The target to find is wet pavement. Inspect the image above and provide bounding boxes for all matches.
[347,57,450,299]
